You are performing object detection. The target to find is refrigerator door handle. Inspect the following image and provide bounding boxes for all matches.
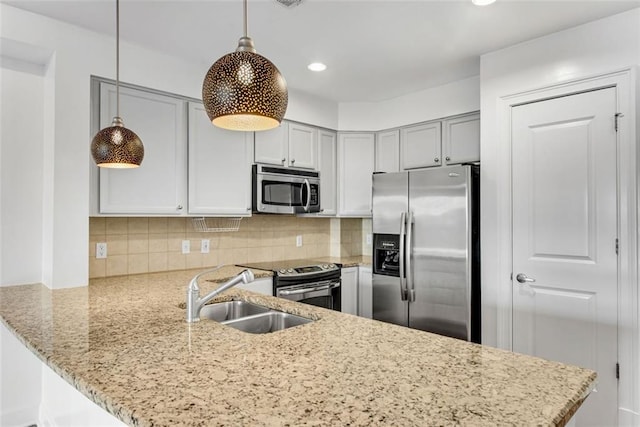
[399,212,408,301]
[406,210,416,302]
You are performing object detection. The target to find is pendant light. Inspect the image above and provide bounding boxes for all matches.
[91,0,144,168]
[202,0,288,131]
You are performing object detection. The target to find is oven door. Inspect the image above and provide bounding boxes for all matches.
[276,280,341,311]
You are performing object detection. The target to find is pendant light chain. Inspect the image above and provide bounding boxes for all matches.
[116,0,120,118]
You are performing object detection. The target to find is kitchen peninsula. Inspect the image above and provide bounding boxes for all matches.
[0,266,595,426]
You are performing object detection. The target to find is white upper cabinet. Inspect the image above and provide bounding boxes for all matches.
[254,121,288,167]
[187,102,253,216]
[98,83,187,214]
[400,121,441,170]
[443,113,480,165]
[318,129,337,216]
[338,133,375,217]
[288,123,317,169]
[375,130,400,173]
[254,121,317,170]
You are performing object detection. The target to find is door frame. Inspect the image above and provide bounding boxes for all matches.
[494,68,638,422]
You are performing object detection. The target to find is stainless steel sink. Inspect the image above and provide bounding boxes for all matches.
[221,311,313,334]
[199,301,271,322]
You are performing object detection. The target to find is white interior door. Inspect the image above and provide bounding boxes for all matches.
[511,87,618,426]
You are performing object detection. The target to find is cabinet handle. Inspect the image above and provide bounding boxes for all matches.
[434,157,440,163]
[291,159,296,164]
[445,156,451,161]
[281,158,286,164]
[177,204,183,210]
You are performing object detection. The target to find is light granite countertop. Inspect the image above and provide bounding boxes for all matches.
[0,266,595,426]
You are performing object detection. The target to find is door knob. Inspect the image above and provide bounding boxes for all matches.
[516,273,535,284]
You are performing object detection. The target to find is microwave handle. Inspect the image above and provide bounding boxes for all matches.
[303,178,311,212]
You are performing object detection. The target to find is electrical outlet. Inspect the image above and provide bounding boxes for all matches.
[366,233,372,245]
[182,240,190,254]
[96,242,107,259]
[296,235,303,247]
[201,239,210,254]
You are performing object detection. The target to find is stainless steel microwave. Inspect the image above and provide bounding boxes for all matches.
[252,165,320,214]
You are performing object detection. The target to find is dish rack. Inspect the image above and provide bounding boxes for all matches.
[191,217,242,233]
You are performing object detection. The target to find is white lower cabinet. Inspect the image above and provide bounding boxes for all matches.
[358,266,372,318]
[238,277,273,296]
[188,102,253,216]
[340,267,359,315]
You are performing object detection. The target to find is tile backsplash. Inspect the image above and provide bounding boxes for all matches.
[89,216,368,278]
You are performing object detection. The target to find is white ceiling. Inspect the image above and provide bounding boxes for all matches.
[4,0,640,103]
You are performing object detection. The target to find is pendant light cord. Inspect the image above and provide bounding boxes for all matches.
[243,0,248,37]
[116,0,120,118]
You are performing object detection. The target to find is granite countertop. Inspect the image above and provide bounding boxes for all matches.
[0,266,595,426]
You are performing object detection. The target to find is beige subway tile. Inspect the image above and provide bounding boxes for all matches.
[167,252,186,271]
[149,233,168,253]
[89,217,106,236]
[106,234,127,255]
[219,248,247,265]
[219,234,233,249]
[284,245,306,260]
[106,218,128,235]
[128,218,149,234]
[231,232,248,249]
[167,233,185,252]
[149,253,168,273]
[257,231,275,247]
[106,255,128,276]
[202,252,220,268]
[269,246,285,262]
[89,257,106,278]
[148,217,168,233]
[167,217,187,233]
[186,253,203,269]
[128,234,149,254]
[248,247,269,263]
[128,254,149,275]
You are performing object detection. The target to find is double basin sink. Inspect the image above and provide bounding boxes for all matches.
[200,300,313,334]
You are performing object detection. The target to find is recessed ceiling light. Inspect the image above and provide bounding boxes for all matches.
[472,0,496,5]
[308,62,327,72]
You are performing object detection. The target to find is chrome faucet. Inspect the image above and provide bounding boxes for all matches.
[186,267,255,323]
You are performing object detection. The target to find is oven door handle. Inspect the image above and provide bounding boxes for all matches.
[278,282,340,296]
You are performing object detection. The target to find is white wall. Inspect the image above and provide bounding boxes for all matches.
[0,63,45,286]
[338,76,479,131]
[0,4,338,288]
[480,7,640,423]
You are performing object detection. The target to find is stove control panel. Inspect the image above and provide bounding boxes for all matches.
[277,263,339,277]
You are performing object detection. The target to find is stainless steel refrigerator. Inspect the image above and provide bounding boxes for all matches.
[372,164,480,343]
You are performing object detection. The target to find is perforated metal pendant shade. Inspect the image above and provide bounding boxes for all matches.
[201,0,288,131]
[91,117,144,168]
[202,48,288,131]
[91,0,144,168]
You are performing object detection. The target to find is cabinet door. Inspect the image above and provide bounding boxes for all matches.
[99,83,187,214]
[443,113,480,165]
[188,102,253,216]
[237,277,272,296]
[400,122,441,170]
[288,123,316,169]
[341,267,358,315]
[358,266,372,319]
[318,130,337,216]
[254,121,288,166]
[338,133,375,217]
[375,130,400,173]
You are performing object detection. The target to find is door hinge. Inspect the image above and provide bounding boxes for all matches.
[615,238,619,255]
[616,363,620,380]
[615,113,624,132]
